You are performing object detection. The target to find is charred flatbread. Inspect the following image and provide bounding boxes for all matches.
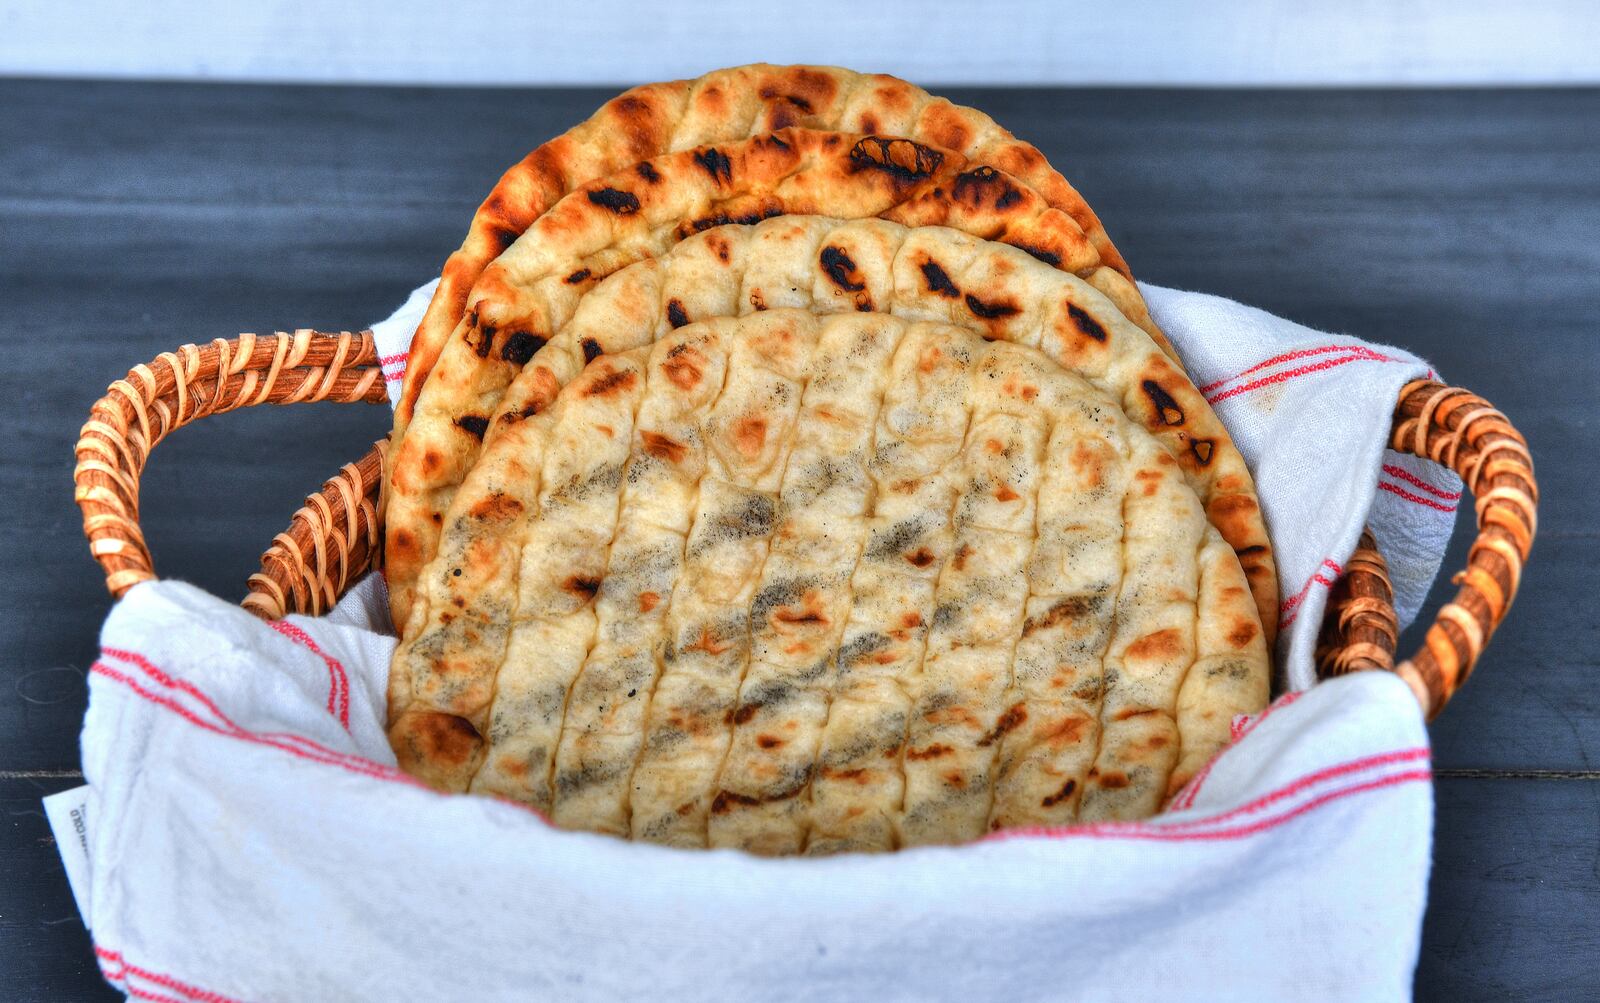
[385,132,1185,627]
[393,63,1161,432]
[388,310,1269,853]
[389,216,1278,646]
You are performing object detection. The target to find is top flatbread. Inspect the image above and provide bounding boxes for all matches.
[388,310,1269,853]
[393,63,1153,431]
[389,215,1278,649]
[385,129,1167,627]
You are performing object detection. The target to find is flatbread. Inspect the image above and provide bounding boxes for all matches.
[386,129,1169,627]
[390,216,1278,648]
[393,63,1156,432]
[387,310,1268,853]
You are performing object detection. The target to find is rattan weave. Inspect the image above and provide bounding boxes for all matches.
[75,332,1536,719]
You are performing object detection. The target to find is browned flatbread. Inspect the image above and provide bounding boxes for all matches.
[385,129,1168,628]
[389,215,1278,651]
[388,310,1269,853]
[392,63,1156,433]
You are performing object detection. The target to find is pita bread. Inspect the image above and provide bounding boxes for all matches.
[385,129,1169,627]
[388,310,1268,853]
[390,216,1278,648]
[393,63,1156,432]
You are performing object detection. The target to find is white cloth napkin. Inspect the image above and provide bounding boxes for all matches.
[65,279,1456,1001]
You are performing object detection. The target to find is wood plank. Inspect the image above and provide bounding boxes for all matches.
[1,81,1596,998]
[5,82,1595,771]
[1413,535,1600,772]
[0,203,413,770]
[1417,776,1600,998]
[0,779,119,1001]
[0,78,608,207]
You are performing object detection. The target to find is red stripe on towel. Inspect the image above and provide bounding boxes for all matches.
[92,647,553,823]
[1169,692,1306,811]
[102,647,371,767]
[1379,481,1459,513]
[1380,464,1461,500]
[96,947,244,1003]
[1158,747,1431,831]
[1206,349,1397,405]
[1199,345,1373,394]
[92,659,416,788]
[267,620,351,728]
[1278,559,1342,630]
[987,760,1430,844]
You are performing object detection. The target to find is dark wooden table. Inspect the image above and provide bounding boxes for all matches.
[2,80,1595,1000]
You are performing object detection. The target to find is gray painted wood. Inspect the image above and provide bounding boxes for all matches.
[1423,777,1600,998]
[1,780,112,1002]
[1,79,1594,1000]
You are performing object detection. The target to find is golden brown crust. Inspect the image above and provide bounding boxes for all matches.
[385,128,1171,628]
[390,214,1277,648]
[389,311,1269,849]
[392,64,1143,431]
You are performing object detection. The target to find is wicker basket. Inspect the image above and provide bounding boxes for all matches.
[73,330,1537,720]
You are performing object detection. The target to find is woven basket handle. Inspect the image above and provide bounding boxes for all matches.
[1315,382,1538,719]
[74,330,389,602]
[1377,381,1538,718]
[237,376,1539,719]
[76,335,1535,720]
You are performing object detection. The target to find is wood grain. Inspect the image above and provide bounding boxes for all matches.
[1,79,1595,1000]
[1422,777,1600,998]
[0,781,117,1001]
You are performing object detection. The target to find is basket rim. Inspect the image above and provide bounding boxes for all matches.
[75,331,1537,720]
